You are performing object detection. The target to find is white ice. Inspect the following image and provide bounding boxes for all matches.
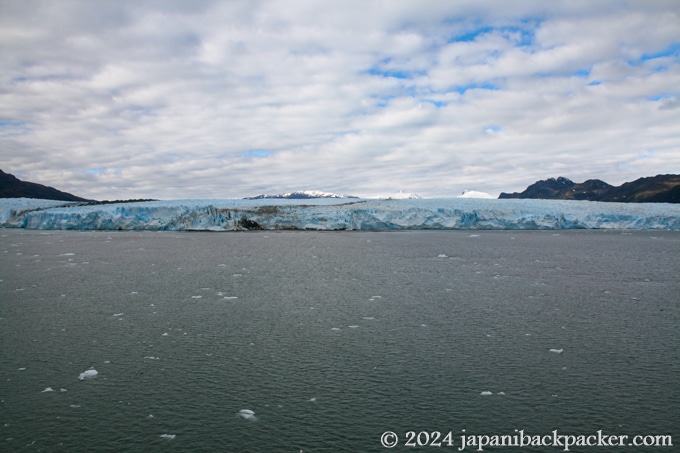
[2,197,679,231]
[78,369,98,380]
[237,409,257,421]
[549,349,564,354]
[160,434,176,440]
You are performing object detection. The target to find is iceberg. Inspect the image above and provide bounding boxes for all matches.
[1,197,679,231]
[237,409,257,421]
[78,369,98,380]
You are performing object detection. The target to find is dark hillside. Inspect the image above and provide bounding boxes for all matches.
[0,169,92,202]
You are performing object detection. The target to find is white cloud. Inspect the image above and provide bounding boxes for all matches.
[1,0,679,199]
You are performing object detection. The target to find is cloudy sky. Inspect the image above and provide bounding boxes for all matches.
[1,0,679,199]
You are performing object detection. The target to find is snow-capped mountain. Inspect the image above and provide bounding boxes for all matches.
[387,191,422,199]
[457,190,494,199]
[245,190,358,199]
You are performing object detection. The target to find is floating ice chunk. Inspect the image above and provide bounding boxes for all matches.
[237,409,257,421]
[223,296,238,299]
[113,313,124,317]
[191,295,202,299]
[60,388,67,392]
[18,367,26,371]
[162,332,169,336]
[42,387,54,392]
[549,348,564,354]
[309,397,317,402]
[160,434,176,440]
[480,391,493,396]
[348,325,359,328]
[331,327,341,331]
[363,317,375,320]
[498,392,505,395]
[78,369,98,380]
[438,254,448,258]
[59,253,75,256]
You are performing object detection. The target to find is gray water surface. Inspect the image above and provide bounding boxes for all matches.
[1,229,678,452]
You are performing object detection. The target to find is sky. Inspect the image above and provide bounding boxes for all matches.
[1,0,679,200]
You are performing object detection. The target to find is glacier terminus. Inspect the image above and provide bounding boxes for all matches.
[1,197,679,231]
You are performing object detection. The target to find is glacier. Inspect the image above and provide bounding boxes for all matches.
[1,197,679,231]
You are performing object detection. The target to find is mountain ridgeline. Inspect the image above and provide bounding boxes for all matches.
[499,175,680,203]
[0,169,92,202]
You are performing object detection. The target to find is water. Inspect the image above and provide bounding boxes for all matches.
[1,229,678,452]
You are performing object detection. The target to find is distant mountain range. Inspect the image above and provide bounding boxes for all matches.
[3,168,678,204]
[245,190,358,199]
[0,169,92,202]
[499,174,680,203]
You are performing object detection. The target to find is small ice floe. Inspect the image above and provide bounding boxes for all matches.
[368,295,382,301]
[363,317,375,320]
[437,254,448,258]
[497,392,505,396]
[130,291,138,295]
[190,295,202,299]
[59,253,75,256]
[549,349,564,354]
[218,264,227,267]
[237,409,257,421]
[160,434,176,440]
[113,313,124,317]
[480,391,493,396]
[78,369,98,380]
[348,325,359,328]
[162,332,169,336]
[331,327,341,331]
[223,296,238,300]
[309,397,317,402]
[18,367,26,371]
[42,387,54,393]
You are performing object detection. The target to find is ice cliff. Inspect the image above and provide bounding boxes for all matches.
[1,197,679,231]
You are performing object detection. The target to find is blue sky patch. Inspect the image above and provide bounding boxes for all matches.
[640,42,680,62]
[422,99,447,108]
[241,150,271,158]
[448,25,494,43]
[572,68,591,77]
[454,82,500,94]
